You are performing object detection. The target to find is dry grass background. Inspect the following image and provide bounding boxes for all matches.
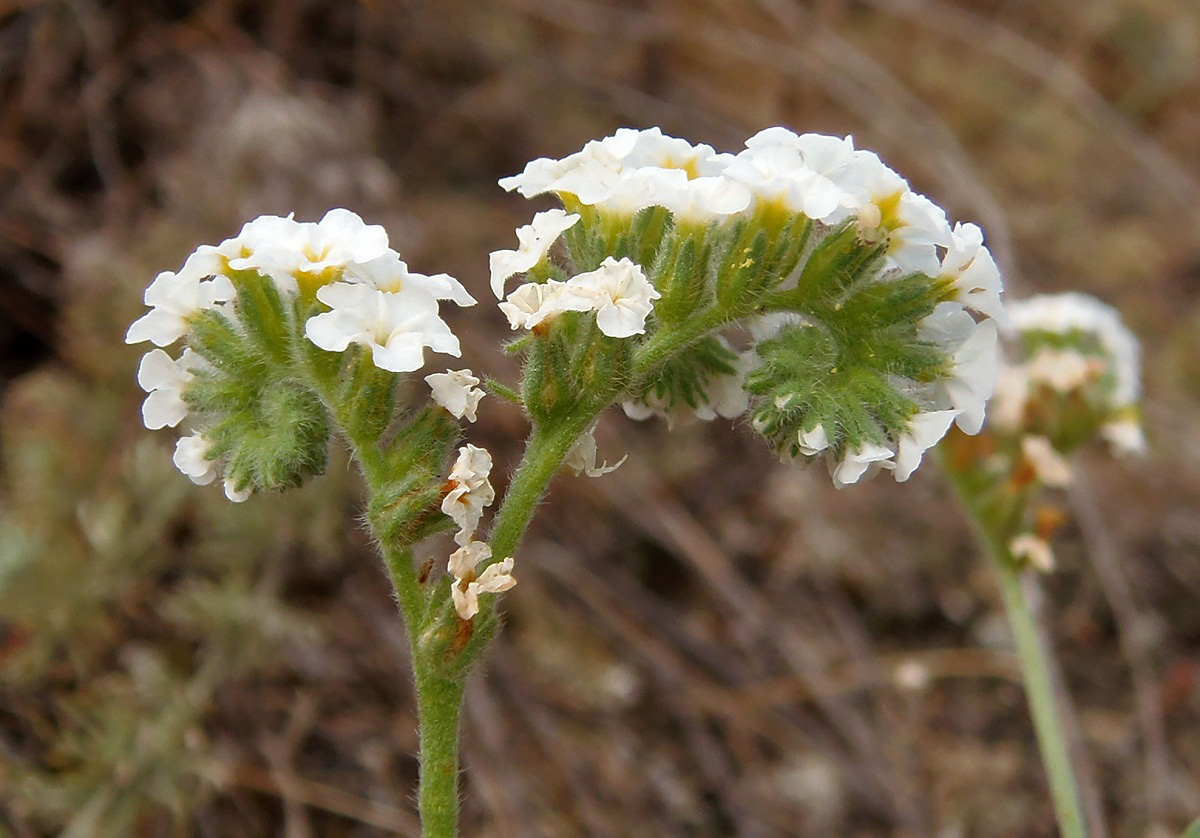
[1,0,1199,835]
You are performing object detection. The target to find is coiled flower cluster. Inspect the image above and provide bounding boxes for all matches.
[497,127,1005,486]
[127,209,476,502]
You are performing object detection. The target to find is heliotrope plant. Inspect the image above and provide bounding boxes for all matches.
[126,126,1029,836]
[941,290,1145,838]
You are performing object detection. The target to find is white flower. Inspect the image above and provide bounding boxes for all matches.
[832,150,951,275]
[1100,417,1147,457]
[893,410,960,482]
[223,477,251,503]
[694,349,755,421]
[499,128,746,222]
[447,541,516,620]
[921,304,999,435]
[125,269,235,347]
[726,131,850,221]
[1010,534,1056,573]
[346,251,476,307]
[797,424,830,456]
[237,208,391,288]
[564,429,627,478]
[489,209,580,299]
[652,175,752,223]
[1007,292,1141,408]
[940,223,1005,323]
[497,281,596,330]
[137,349,200,430]
[1024,347,1104,393]
[304,282,460,372]
[441,444,495,545]
[173,433,218,486]
[564,257,661,338]
[832,441,895,488]
[425,369,484,422]
[1020,435,1072,487]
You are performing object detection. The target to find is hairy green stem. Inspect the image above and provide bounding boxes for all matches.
[411,658,466,838]
[489,410,598,561]
[944,463,1088,838]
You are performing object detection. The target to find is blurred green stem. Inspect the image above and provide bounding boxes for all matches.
[944,463,1088,838]
[993,553,1087,838]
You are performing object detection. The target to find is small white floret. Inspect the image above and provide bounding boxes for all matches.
[137,348,200,430]
[1020,435,1072,488]
[893,410,960,482]
[425,369,485,422]
[489,209,580,299]
[238,208,391,287]
[305,282,460,373]
[223,477,251,503]
[564,429,627,478]
[441,444,496,545]
[564,257,661,338]
[347,252,475,307]
[832,441,895,488]
[944,318,999,435]
[940,222,1006,324]
[1100,417,1147,457]
[497,281,595,330]
[797,424,830,457]
[1010,534,1056,573]
[125,270,235,347]
[447,541,516,620]
[173,433,218,486]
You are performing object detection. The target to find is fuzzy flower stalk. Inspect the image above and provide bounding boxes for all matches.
[940,291,1146,838]
[126,208,510,837]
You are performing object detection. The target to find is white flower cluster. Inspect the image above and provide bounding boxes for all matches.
[500,126,1005,302]
[501,128,1004,485]
[756,306,1000,488]
[497,255,661,339]
[447,541,515,620]
[993,292,1145,455]
[127,209,476,499]
[439,444,516,620]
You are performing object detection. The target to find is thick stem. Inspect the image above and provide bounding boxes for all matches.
[412,664,466,838]
[990,553,1088,838]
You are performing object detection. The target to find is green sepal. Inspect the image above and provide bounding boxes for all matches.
[484,377,522,405]
[228,269,291,365]
[626,334,739,413]
[775,220,887,311]
[340,349,399,445]
[714,226,769,312]
[369,407,461,547]
[208,382,331,493]
[653,230,709,324]
[186,309,270,381]
[746,317,933,459]
[416,591,503,681]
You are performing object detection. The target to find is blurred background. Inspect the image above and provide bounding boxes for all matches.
[1,0,1199,835]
